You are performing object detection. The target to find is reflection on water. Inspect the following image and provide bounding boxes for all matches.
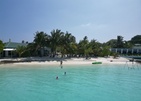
[0,64,141,101]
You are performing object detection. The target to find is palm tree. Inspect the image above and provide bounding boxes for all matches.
[60,31,76,57]
[34,31,49,56]
[50,29,64,57]
[116,36,124,48]
[89,39,102,57]
[105,39,117,48]
[26,43,37,56]
[100,46,111,57]
[16,45,27,57]
[68,42,78,57]
[78,36,91,57]
[123,41,132,48]
[131,35,141,44]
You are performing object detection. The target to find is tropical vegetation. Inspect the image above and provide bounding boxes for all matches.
[0,40,4,57]
[1,29,141,58]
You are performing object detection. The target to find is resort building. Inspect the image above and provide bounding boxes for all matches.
[0,39,51,58]
[2,39,28,57]
[110,44,141,55]
[40,47,51,57]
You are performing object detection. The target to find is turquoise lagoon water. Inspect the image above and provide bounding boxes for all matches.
[0,64,141,101]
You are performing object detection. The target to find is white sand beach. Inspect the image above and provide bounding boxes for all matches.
[0,57,135,66]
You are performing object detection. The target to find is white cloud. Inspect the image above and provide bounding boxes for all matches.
[80,23,91,27]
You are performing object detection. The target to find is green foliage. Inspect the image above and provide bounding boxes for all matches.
[61,32,76,56]
[123,41,132,48]
[0,40,4,58]
[33,31,50,56]
[100,46,111,57]
[49,30,77,57]
[116,36,124,48]
[50,29,64,54]
[34,31,49,49]
[0,40,4,53]
[131,35,141,44]
[105,36,133,48]
[26,43,36,56]
[112,52,119,58]
[4,29,139,58]
[16,45,27,57]
[21,50,30,57]
[89,39,102,56]
[78,36,89,56]
[105,39,117,48]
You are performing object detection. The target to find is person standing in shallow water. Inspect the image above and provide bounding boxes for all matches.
[60,60,63,68]
[60,60,63,65]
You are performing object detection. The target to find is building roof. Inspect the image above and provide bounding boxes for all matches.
[4,42,27,49]
[3,48,16,51]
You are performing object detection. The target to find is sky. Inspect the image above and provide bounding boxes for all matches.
[0,0,141,43]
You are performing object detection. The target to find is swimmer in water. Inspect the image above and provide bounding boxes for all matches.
[64,72,66,75]
[56,76,58,80]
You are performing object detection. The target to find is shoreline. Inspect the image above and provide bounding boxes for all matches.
[0,57,138,66]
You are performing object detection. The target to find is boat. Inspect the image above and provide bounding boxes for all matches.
[92,62,102,64]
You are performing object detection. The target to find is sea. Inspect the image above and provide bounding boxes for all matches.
[0,63,141,101]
